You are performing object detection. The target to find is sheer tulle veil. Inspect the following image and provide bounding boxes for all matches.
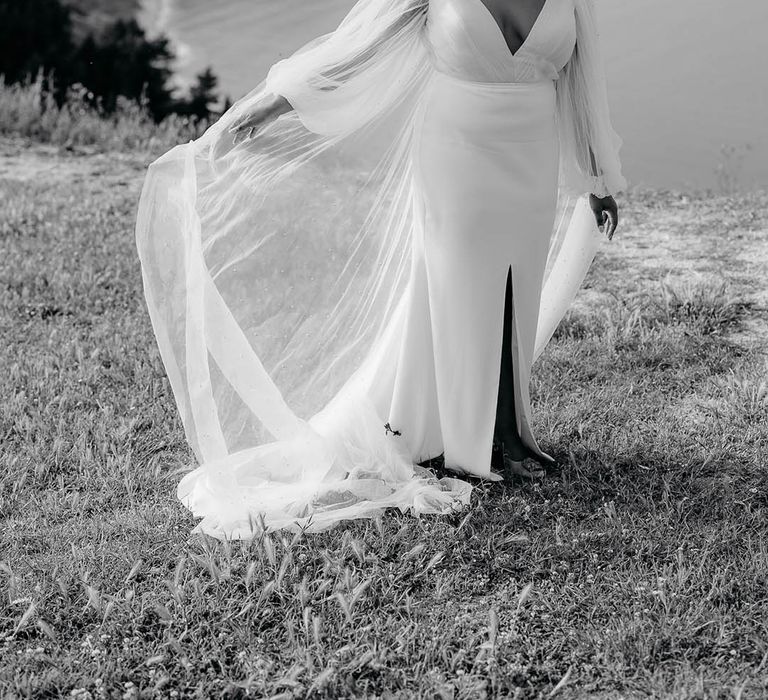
[135,0,626,538]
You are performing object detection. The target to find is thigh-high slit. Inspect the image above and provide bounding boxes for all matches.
[494,265,525,460]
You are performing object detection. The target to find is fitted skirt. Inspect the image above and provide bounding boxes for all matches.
[371,71,561,479]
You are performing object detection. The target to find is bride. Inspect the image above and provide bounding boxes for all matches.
[136,0,625,538]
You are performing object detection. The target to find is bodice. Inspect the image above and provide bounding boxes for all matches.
[426,0,577,83]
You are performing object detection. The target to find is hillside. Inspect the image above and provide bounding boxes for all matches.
[1,135,767,696]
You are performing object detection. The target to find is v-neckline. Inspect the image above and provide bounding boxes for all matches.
[469,0,551,60]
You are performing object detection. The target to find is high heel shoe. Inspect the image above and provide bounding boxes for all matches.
[492,438,546,481]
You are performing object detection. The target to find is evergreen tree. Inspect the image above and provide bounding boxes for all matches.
[0,0,221,122]
[73,19,175,119]
[0,0,76,97]
[177,67,219,120]
[190,67,219,119]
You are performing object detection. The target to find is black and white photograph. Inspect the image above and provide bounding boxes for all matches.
[1,0,767,696]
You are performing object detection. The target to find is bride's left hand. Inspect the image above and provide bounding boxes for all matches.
[589,194,619,240]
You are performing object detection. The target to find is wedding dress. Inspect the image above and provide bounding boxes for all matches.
[135,0,625,538]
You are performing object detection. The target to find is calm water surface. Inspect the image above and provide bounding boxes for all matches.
[146,0,768,191]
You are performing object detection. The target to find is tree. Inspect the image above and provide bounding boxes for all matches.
[73,19,176,120]
[0,0,221,122]
[177,67,219,120]
[0,0,76,97]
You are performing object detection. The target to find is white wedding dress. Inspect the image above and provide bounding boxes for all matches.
[136,0,625,538]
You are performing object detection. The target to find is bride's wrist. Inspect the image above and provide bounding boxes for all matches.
[270,94,293,116]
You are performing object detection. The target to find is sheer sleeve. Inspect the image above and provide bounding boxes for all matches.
[556,0,626,196]
[262,0,429,137]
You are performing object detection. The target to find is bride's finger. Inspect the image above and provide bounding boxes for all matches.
[228,115,247,133]
[229,120,249,134]
[229,115,258,133]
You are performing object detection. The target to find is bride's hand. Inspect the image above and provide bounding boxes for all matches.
[589,194,619,241]
[227,94,293,145]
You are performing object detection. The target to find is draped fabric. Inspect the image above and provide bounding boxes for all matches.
[135,0,625,538]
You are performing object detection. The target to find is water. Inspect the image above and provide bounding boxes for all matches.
[146,0,768,191]
[599,0,768,191]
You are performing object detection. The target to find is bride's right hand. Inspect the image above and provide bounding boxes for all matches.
[228,94,293,145]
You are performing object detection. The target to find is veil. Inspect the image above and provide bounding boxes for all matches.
[135,0,625,538]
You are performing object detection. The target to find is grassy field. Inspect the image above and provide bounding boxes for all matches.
[1,134,767,699]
